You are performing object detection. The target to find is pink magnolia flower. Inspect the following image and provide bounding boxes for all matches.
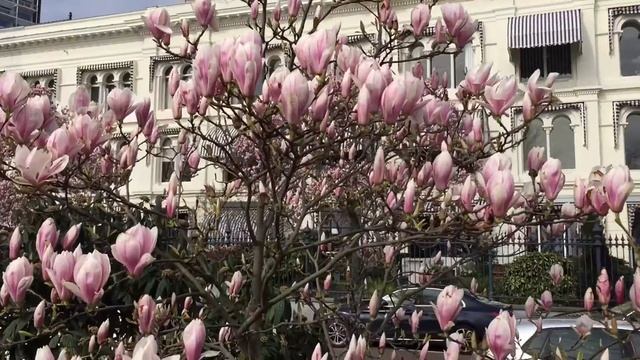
[561,203,577,218]
[486,311,516,360]
[419,342,429,360]
[62,223,82,251]
[403,179,417,214]
[527,146,546,173]
[14,145,69,187]
[64,250,110,306]
[323,273,332,291]
[549,264,564,286]
[584,287,594,311]
[615,276,625,304]
[295,28,339,76]
[574,178,589,210]
[484,76,517,117]
[68,86,91,115]
[70,114,109,153]
[631,268,640,312]
[130,336,161,359]
[486,170,515,218]
[250,0,259,20]
[540,291,553,312]
[9,227,21,260]
[163,190,177,218]
[193,45,221,98]
[35,218,58,260]
[310,86,330,122]
[434,285,464,331]
[433,142,453,191]
[460,175,477,212]
[142,8,172,43]
[441,4,476,47]
[383,245,396,265]
[34,299,45,330]
[226,270,244,298]
[337,46,362,74]
[192,0,218,29]
[188,150,201,172]
[378,333,386,354]
[411,309,423,335]
[47,127,81,160]
[46,250,77,302]
[527,69,558,105]
[184,319,206,360]
[137,295,156,335]
[288,0,301,18]
[602,165,634,213]
[6,99,45,144]
[462,63,492,95]
[0,72,30,112]
[35,346,55,360]
[444,332,463,360]
[218,325,231,344]
[280,70,310,126]
[573,314,593,338]
[263,67,289,103]
[231,36,262,97]
[480,154,510,186]
[2,256,34,305]
[596,268,611,306]
[411,4,431,37]
[111,224,158,278]
[369,289,380,318]
[311,343,328,360]
[97,319,110,345]
[539,158,565,201]
[589,186,610,216]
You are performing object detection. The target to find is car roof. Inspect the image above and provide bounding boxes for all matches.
[517,318,634,345]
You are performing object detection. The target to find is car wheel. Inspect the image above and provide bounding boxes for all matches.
[327,319,351,348]
[453,326,476,353]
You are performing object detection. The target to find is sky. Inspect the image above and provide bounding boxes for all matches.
[41,0,181,22]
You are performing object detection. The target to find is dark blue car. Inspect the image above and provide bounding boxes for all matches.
[328,287,511,349]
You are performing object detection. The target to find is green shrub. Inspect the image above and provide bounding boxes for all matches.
[500,252,576,304]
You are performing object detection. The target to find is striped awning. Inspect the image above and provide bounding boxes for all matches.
[508,9,582,49]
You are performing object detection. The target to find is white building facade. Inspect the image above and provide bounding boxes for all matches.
[0,0,639,243]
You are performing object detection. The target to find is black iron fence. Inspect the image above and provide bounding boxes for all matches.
[398,231,636,306]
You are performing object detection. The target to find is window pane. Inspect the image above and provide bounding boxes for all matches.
[546,44,572,76]
[625,114,640,169]
[522,119,546,168]
[520,47,544,79]
[454,52,466,88]
[105,74,116,94]
[89,76,100,103]
[181,65,192,81]
[549,116,575,169]
[431,53,451,86]
[621,23,640,76]
[522,329,629,359]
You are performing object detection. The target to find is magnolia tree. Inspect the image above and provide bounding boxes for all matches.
[0,0,636,359]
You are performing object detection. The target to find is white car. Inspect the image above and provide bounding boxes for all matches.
[514,317,640,359]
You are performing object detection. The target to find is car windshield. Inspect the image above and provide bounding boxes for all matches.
[522,328,635,359]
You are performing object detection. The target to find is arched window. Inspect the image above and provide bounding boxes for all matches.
[522,119,546,166]
[47,79,55,90]
[105,73,116,95]
[409,43,426,78]
[550,116,575,169]
[121,72,132,89]
[89,75,100,102]
[620,21,640,76]
[181,65,192,81]
[161,138,175,183]
[33,80,40,87]
[625,113,640,169]
[163,66,173,109]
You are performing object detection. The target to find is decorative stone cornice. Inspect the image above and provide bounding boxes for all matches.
[612,99,640,148]
[608,5,640,54]
[76,61,135,88]
[510,102,587,146]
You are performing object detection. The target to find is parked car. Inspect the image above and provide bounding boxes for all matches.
[515,318,640,359]
[327,287,510,348]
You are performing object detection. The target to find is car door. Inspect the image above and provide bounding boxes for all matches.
[415,289,440,337]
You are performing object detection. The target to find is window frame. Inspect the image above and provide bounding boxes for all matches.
[517,44,575,81]
[616,16,640,77]
[621,111,640,170]
[82,69,133,104]
[402,41,473,88]
[158,136,193,184]
[156,63,193,110]
[519,112,579,173]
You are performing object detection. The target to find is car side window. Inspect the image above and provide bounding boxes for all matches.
[420,290,439,305]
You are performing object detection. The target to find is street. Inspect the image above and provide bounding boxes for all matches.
[333,348,474,359]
